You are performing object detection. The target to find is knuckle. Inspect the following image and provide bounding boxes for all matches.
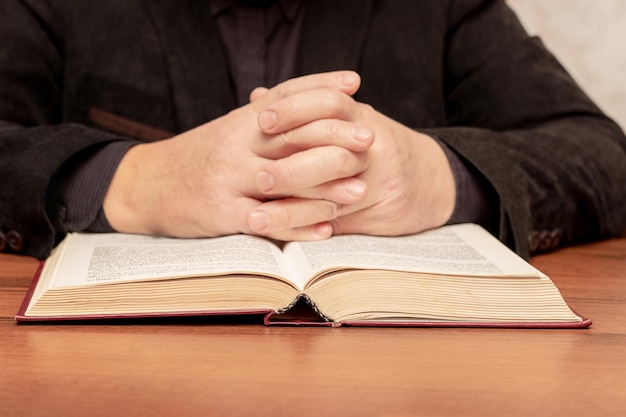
[275,80,294,98]
[324,119,343,140]
[330,217,345,234]
[331,147,357,175]
[360,102,375,113]
[277,205,293,227]
[278,160,298,189]
[275,130,292,149]
[321,201,340,220]
[321,91,344,115]
[286,96,303,116]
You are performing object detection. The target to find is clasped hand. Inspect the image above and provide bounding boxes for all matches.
[103,71,455,240]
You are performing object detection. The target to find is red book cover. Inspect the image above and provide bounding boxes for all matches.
[17,263,592,329]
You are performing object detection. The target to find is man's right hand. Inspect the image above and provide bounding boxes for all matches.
[102,71,374,240]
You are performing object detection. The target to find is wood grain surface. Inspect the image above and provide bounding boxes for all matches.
[1,239,625,417]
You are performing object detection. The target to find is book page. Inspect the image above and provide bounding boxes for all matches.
[47,233,294,289]
[282,224,543,288]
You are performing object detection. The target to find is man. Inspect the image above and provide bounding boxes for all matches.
[1,0,625,260]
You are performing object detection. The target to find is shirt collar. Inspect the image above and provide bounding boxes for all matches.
[210,0,302,22]
[209,0,236,16]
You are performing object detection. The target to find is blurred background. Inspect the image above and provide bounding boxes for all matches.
[508,0,626,130]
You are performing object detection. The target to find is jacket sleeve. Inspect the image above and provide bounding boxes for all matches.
[0,1,129,259]
[423,0,626,259]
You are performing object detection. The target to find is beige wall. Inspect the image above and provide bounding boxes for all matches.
[507,0,626,130]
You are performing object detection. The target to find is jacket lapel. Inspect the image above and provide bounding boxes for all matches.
[143,0,375,131]
[144,0,233,131]
[299,0,375,75]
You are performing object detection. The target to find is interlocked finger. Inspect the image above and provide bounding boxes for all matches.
[255,146,369,196]
[252,118,373,159]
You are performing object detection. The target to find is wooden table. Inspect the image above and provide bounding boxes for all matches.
[1,239,625,417]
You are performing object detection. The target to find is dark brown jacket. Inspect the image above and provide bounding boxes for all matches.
[1,0,625,259]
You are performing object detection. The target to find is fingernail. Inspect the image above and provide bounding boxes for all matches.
[345,180,366,198]
[258,110,277,131]
[340,72,358,87]
[351,126,373,143]
[257,170,275,192]
[315,223,333,238]
[249,210,270,232]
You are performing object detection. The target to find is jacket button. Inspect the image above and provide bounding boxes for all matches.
[550,229,563,250]
[6,230,24,253]
[528,230,540,254]
[0,231,6,252]
[58,205,67,222]
[538,230,552,252]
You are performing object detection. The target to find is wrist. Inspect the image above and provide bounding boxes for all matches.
[103,143,157,235]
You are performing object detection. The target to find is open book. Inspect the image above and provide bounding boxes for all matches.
[16,224,590,327]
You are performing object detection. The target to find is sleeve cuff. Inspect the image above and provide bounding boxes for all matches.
[58,141,138,232]
[434,137,500,230]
